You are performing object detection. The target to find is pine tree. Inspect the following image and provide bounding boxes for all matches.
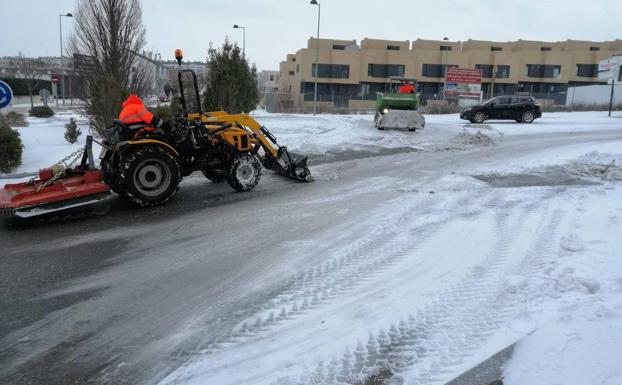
[203,39,259,114]
[64,118,82,144]
[0,114,23,173]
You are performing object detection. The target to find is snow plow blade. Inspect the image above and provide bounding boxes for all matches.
[262,146,313,182]
[376,110,425,131]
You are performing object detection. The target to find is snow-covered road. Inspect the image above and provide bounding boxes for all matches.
[1,112,622,385]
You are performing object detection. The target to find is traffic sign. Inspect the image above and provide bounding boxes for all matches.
[0,80,13,109]
[51,75,60,84]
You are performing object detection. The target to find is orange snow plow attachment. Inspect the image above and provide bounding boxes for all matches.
[0,136,111,219]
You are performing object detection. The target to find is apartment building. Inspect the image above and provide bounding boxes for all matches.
[278,38,622,111]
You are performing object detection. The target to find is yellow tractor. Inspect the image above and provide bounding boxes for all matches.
[97,49,312,207]
[1,49,312,218]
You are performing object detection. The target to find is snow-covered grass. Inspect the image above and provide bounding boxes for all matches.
[1,112,94,182]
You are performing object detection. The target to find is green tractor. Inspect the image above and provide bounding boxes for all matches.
[374,77,425,131]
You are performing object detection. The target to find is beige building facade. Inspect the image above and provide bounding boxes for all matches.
[277,38,622,112]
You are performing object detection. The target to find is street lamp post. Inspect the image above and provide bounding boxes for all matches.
[233,25,246,59]
[310,0,320,115]
[442,37,448,101]
[59,12,72,107]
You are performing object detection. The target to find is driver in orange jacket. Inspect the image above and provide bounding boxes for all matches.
[118,94,166,131]
[398,80,416,94]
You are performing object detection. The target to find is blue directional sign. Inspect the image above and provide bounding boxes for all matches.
[0,80,13,109]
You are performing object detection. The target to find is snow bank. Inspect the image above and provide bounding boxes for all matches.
[562,152,622,181]
[504,185,622,385]
[450,130,495,147]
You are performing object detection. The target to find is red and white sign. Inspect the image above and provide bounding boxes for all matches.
[598,57,621,81]
[446,68,482,84]
[51,75,60,84]
[445,68,482,97]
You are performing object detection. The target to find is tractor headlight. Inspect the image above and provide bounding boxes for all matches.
[382,108,389,114]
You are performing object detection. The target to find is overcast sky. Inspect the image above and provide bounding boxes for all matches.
[2,0,620,71]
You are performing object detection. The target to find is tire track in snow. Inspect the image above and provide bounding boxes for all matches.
[158,188,566,385]
[162,190,489,368]
[286,189,566,385]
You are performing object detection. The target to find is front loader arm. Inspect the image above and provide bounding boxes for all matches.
[203,113,312,182]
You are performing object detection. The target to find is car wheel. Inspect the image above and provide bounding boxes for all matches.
[472,112,485,123]
[522,111,535,123]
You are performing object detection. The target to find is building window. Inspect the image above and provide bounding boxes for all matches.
[422,64,457,77]
[333,45,346,50]
[368,64,405,78]
[300,82,361,107]
[541,47,552,51]
[526,64,561,78]
[292,57,296,62]
[269,75,274,81]
[589,46,600,51]
[296,64,299,73]
[491,46,503,51]
[576,64,598,77]
[496,65,510,78]
[312,63,350,79]
[289,71,295,76]
[387,45,401,51]
[475,64,493,78]
[440,45,452,51]
[475,64,510,78]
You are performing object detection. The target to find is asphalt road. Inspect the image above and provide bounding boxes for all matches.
[1,128,621,385]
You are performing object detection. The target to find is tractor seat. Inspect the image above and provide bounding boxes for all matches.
[114,119,150,131]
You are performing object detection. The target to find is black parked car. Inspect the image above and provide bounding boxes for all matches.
[460,96,542,123]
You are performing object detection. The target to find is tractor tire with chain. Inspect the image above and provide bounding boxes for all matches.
[225,153,261,192]
[117,146,181,207]
[101,156,122,195]
[200,156,227,183]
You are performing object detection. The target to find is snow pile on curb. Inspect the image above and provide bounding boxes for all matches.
[451,130,495,147]
[562,151,622,181]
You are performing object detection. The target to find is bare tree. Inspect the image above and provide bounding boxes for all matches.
[17,54,45,108]
[68,0,149,134]
[129,58,155,98]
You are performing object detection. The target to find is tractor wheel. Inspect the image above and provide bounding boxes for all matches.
[100,156,122,194]
[201,156,226,183]
[225,153,261,192]
[117,146,181,207]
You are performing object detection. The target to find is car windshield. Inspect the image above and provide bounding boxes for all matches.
[482,97,498,105]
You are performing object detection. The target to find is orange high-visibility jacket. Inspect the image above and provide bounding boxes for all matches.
[118,94,155,126]
[398,84,416,94]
